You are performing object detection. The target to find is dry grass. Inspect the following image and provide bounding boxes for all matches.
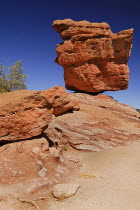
[80,173,96,178]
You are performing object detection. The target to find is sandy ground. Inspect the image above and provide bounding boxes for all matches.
[49,142,140,210]
[1,142,140,210]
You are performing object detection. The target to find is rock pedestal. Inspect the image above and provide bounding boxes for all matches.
[46,93,140,151]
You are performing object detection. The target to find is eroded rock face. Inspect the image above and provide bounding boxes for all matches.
[53,19,134,93]
[45,93,140,151]
[42,85,79,116]
[0,86,79,142]
[0,137,79,196]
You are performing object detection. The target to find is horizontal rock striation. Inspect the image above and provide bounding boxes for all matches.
[45,93,140,151]
[53,19,134,93]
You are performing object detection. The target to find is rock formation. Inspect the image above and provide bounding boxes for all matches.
[53,19,134,93]
[0,19,139,209]
[0,86,80,197]
[0,86,79,142]
[0,86,140,208]
[45,93,140,151]
[1,87,139,193]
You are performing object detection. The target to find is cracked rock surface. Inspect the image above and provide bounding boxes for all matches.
[0,86,79,142]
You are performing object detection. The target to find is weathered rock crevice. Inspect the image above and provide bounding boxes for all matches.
[0,132,54,148]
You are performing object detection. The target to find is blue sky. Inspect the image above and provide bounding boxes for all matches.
[0,0,139,108]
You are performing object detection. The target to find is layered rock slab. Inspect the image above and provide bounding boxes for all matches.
[45,93,140,151]
[53,19,134,93]
[0,86,79,142]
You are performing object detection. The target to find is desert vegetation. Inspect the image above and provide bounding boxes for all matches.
[0,60,28,93]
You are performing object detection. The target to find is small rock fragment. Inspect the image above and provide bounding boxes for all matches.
[52,184,80,199]
[49,147,61,158]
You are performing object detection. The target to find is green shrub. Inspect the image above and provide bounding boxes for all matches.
[0,60,28,93]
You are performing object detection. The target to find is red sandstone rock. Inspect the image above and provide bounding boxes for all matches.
[0,86,79,142]
[42,86,79,116]
[45,93,140,151]
[0,137,79,196]
[53,19,134,93]
[0,90,52,142]
[0,89,140,205]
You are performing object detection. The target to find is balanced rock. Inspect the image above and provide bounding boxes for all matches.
[53,19,134,93]
[0,86,79,142]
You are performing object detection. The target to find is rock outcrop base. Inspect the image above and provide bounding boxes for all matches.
[46,92,140,151]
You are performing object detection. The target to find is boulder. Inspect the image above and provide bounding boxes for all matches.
[42,85,79,116]
[0,90,52,142]
[52,184,80,199]
[45,93,140,151]
[53,19,134,93]
[0,86,79,142]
